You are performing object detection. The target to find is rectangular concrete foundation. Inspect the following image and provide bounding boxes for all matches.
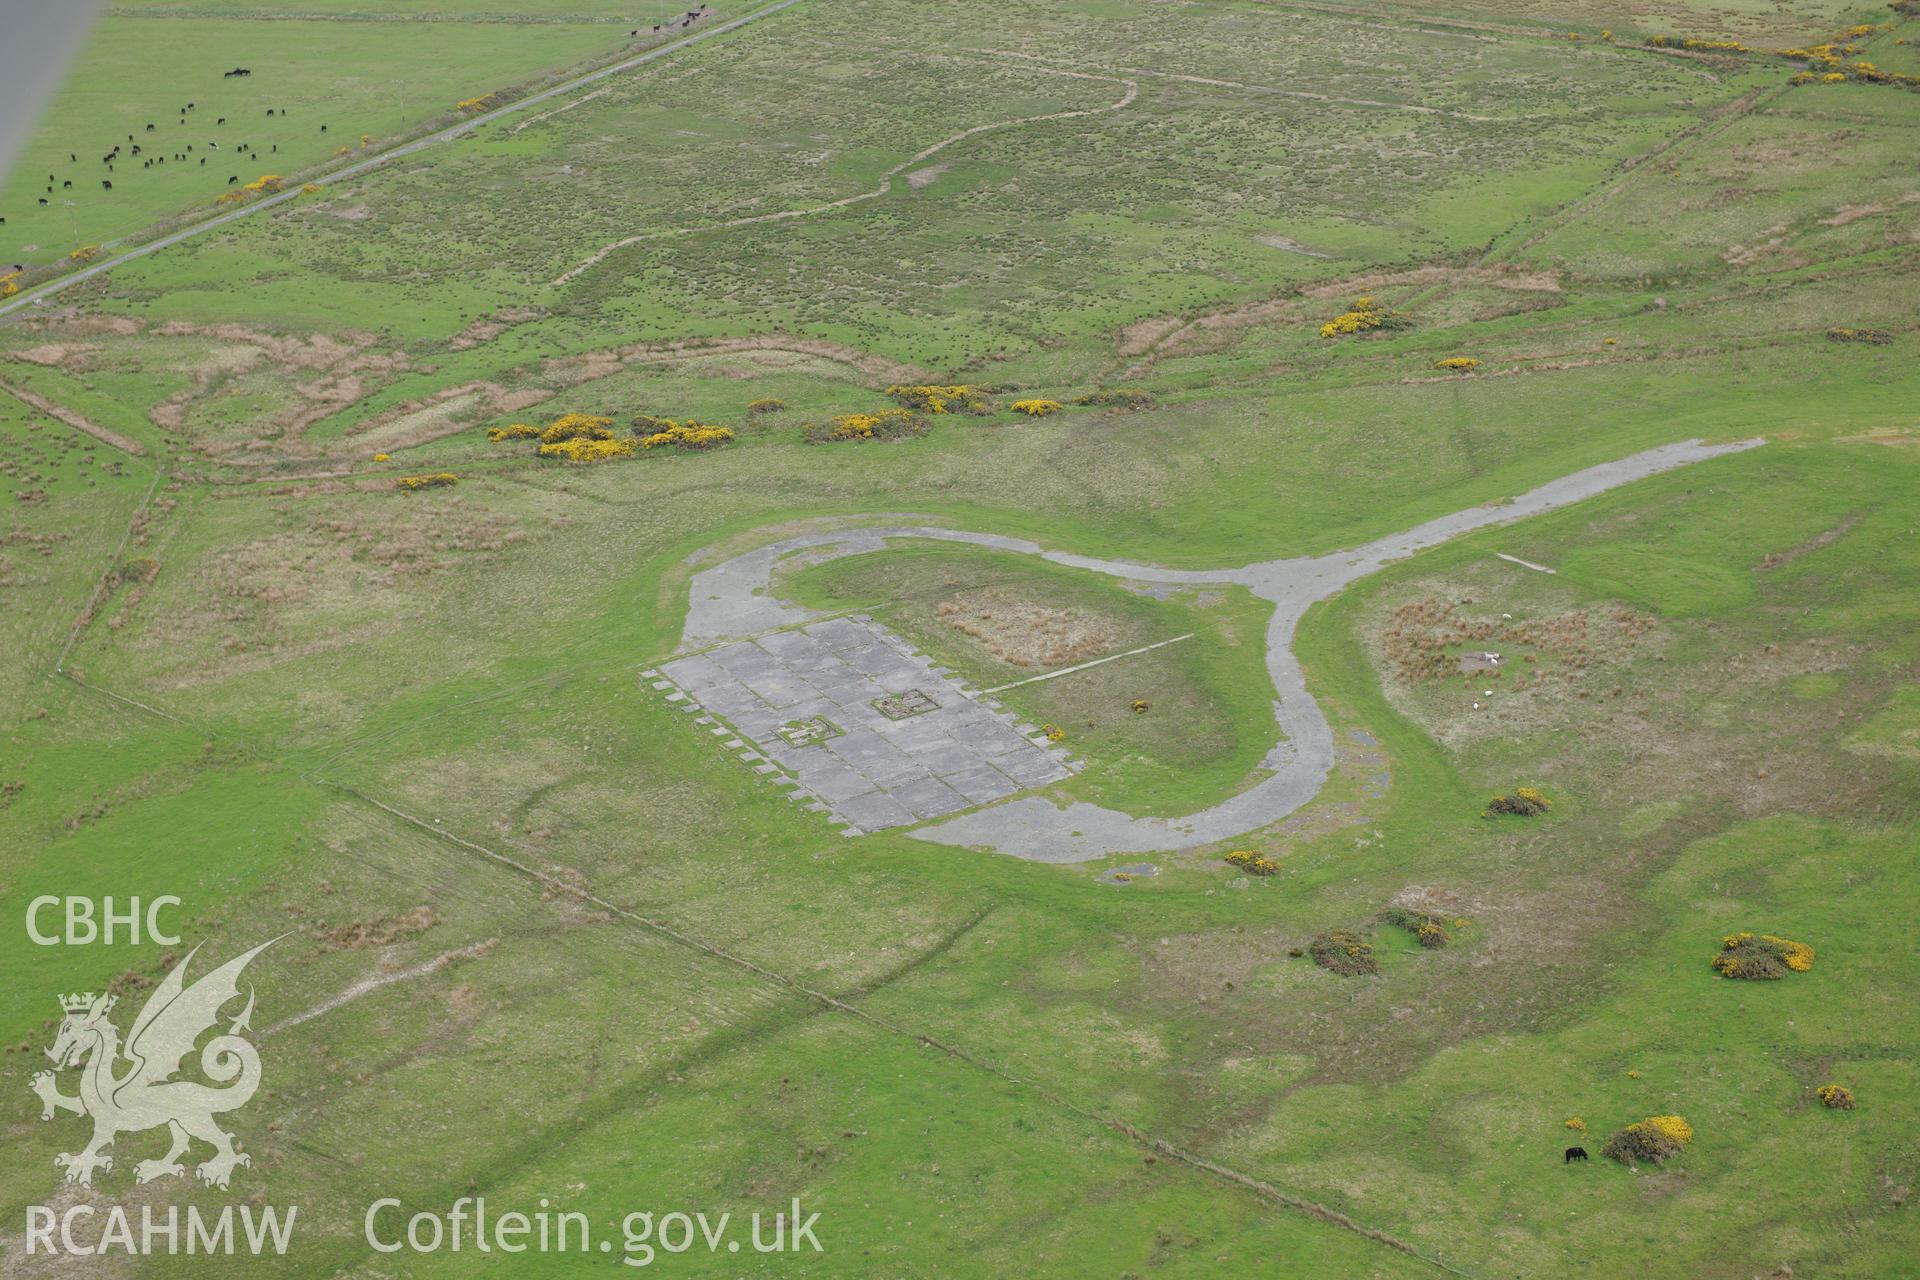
[653,616,1077,834]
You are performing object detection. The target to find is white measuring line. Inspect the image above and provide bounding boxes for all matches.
[970,633,1195,696]
[1496,552,1557,575]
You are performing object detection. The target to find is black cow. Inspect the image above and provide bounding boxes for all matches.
[101,181,112,190]
[319,124,328,133]
[38,198,48,206]
[145,122,155,131]
[131,145,141,155]
[266,109,274,116]
[200,158,206,165]
[63,180,71,188]
[217,117,225,125]
[227,175,239,184]
[69,152,76,162]
[1564,1147,1589,1164]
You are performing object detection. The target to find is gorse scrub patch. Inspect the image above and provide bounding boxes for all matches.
[1384,908,1450,948]
[1433,357,1480,372]
[539,437,634,462]
[1827,327,1894,345]
[887,384,992,415]
[484,412,731,460]
[395,473,458,492]
[746,397,787,416]
[1711,932,1814,979]
[1309,930,1378,976]
[636,421,734,451]
[1010,399,1064,417]
[802,409,926,445]
[1318,295,1407,339]
[1224,849,1280,876]
[1483,787,1551,818]
[1817,1083,1856,1110]
[1602,1115,1693,1166]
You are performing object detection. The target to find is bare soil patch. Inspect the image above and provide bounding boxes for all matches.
[936,590,1122,669]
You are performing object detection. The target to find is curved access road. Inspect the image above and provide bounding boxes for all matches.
[678,436,1765,861]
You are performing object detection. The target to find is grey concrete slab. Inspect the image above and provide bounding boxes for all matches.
[836,790,917,831]
[657,615,1073,833]
[890,776,972,821]
[941,764,1022,805]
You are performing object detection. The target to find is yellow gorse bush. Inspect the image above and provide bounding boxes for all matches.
[1602,1114,1692,1165]
[396,473,458,492]
[637,421,734,451]
[1640,1115,1693,1146]
[887,384,991,415]
[537,413,616,444]
[803,408,925,445]
[1225,850,1281,876]
[68,245,101,263]
[539,437,635,462]
[0,273,19,298]
[487,423,542,442]
[824,412,887,440]
[1816,1083,1855,1109]
[1433,357,1480,372]
[242,174,283,194]
[1318,295,1404,338]
[1713,931,1814,977]
[1010,399,1064,417]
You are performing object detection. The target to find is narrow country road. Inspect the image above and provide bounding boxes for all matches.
[0,0,805,323]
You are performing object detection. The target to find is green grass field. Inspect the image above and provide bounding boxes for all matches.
[2,0,1918,1275]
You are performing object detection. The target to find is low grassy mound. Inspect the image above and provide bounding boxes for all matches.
[1602,1114,1693,1166]
[1310,930,1378,976]
[1711,931,1814,980]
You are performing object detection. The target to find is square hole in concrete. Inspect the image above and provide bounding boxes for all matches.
[872,689,939,720]
[777,716,844,747]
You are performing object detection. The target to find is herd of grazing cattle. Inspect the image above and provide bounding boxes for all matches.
[4,10,717,235]
[634,5,711,37]
[1,68,325,231]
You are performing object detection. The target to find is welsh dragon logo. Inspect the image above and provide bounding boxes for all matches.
[31,939,274,1190]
